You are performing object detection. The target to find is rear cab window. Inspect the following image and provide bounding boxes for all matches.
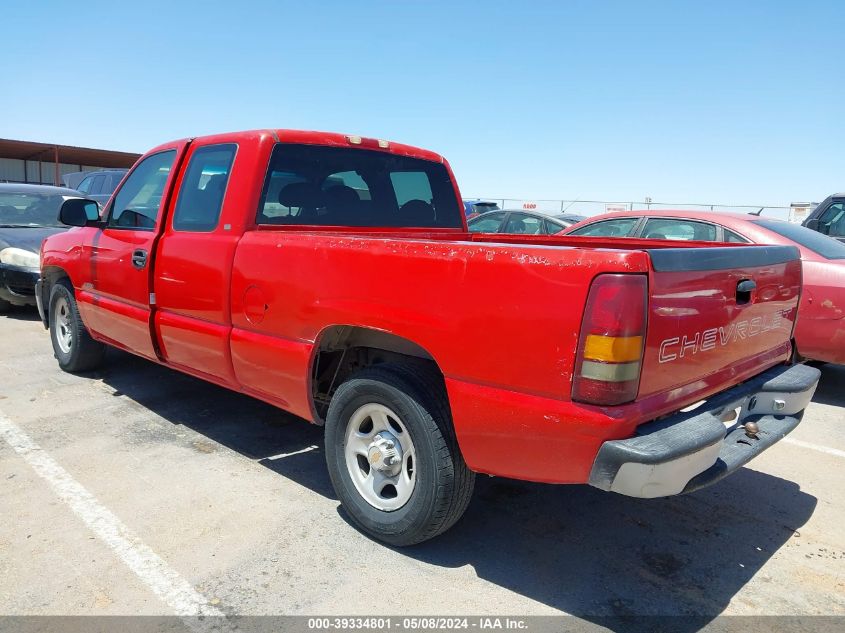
[257,144,462,228]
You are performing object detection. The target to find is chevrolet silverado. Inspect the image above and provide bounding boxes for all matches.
[37,129,819,545]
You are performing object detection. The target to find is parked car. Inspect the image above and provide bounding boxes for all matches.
[61,171,90,190]
[463,199,499,218]
[74,169,128,207]
[39,129,818,546]
[467,209,586,234]
[0,184,77,312]
[802,193,845,243]
[563,210,845,365]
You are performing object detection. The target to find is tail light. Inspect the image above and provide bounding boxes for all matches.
[572,274,647,406]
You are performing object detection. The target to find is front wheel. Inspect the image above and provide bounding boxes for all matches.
[325,364,475,546]
[49,279,105,372]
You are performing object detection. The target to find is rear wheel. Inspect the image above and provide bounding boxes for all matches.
[49,279,105,372]
[325,364,475,546]
[0,297,10,314]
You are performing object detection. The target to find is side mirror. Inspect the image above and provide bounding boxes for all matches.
[804,218,820,231]
[59,198,100,227]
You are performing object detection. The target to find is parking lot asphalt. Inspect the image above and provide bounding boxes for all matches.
[1,307,844,621]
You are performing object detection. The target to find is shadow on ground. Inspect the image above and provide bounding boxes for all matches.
[95,349,333,499]
[811,363,845,408]
[95,349,817,627]
[400,471,815,627]
[0,305,41,322]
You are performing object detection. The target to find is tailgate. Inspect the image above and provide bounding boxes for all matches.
[638,245,801,401]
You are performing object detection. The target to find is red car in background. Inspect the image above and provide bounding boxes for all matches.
[563,210,845,366]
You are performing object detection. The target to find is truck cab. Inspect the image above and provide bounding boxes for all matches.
[803,193,845,243]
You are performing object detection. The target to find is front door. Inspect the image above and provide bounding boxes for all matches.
[816,201,845,243]
[80,144,188,359]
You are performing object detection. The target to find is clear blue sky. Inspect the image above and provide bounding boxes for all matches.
[2,0,843,206]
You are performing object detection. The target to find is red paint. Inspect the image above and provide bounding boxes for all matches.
[40,130,801,485]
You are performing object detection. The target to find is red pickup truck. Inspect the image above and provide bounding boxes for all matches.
[37,129,820,545]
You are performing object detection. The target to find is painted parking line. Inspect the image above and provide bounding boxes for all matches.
[784,437,845,459]
[265,445,319,461]
[0,409,224,618]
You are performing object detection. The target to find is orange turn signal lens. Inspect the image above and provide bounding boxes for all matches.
[583,335,643,363]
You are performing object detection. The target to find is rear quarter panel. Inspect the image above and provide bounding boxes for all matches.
[794,259,845,364]
[228,231,649,419]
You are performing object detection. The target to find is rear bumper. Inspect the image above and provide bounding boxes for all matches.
[0,264,38,307]
[588,363,820,498]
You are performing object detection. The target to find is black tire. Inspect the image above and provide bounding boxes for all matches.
[49,279,106,372]
[325,363,475,546]
[0,297,10,314]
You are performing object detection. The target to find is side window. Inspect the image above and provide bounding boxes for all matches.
[642,218,717,241]
[89,175,106,195]
[723,228,749,243]
[543,219,565,234]
[467,212,505,233]
[77,176,94,194]
[172,144,237,232]
[105,173,124,194]
[503,213,543,235]
[819,203,845,237]
[569,218,640,237]
[108,151,176,230]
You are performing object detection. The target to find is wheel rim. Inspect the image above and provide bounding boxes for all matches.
[53,296,73,354]
[344,403,417,511]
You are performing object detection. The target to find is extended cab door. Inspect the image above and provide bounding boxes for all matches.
[79,142,189,359]
[152,139,241,385]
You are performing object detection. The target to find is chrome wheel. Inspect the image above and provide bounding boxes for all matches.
[53,296,73,354]
[344,403,417,511]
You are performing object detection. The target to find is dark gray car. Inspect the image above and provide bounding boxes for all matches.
[75,169,127,206]
[803,193,845,243]
[0,183,76,311]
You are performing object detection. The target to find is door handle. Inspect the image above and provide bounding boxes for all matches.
[736,279,756,305]
[131,249,148,269]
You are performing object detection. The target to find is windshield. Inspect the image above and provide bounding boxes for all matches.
[755,219,845,260]
[0,192,69,227]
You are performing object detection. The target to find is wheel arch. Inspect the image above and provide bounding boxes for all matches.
[39,266,73,328]
[309,324,449,424]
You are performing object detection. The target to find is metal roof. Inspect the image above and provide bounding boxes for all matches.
[0,138,140,168]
